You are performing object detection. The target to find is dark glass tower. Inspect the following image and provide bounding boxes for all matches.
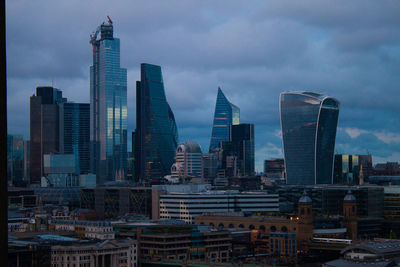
[7,134,24,186]
[135,63,178,182]
[209,87,240,153]
[90,19,127,183]
[30,86,65,184]
[59,103,90,174]
[280,92,339,185]
[221,123,255,176]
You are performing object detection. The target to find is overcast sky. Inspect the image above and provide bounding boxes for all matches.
[6,0,400,171]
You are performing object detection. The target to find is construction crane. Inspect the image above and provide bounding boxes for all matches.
[107,15,113,25]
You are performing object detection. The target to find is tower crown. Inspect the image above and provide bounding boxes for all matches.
[344,190,356,201]
[299,190,312,203]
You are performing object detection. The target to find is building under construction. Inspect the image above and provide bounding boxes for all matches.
[80,186,152,219]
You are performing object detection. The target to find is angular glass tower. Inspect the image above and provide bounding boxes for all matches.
[209,87,240,153]
[280,92,339,185]
[135,63,178,182]
[90,20,127,183]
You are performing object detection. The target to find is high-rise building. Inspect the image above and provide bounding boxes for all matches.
[135,63,178,182]
[171,142,203,181]
[30,86,65,184]
[209,87,240,153]
[59,103,90,174]
[90,19,127,183]
[264,158,285,179]
[221,123,255,177]
[7,134,24,186]
[280,92,339,185]
[23,140,30,183]
[334,154,360,184]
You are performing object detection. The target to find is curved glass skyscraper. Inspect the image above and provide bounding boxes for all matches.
[135,63,178,182]
[90,20,127,183]
[280,92,339,185]
[209,87,240,153]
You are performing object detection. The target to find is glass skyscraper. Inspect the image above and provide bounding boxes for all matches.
[59,103,90,174]
[280,92,339,185]
[209,87,240,153]
[90,20,127,183]
[135,63,178,182]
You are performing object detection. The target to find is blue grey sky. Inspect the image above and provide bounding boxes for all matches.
[6,0,400,171]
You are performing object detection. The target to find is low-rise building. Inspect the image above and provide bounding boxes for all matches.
[51,220,115,240]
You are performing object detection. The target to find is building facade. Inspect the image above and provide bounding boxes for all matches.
[264,158,285,179]
[7,134,24,186]
[90,19,127,183]
[280,91,340,185]
[334,154,361,184]
[159,191,279,224]
[221,123,255,177]
[135,63,178,182]
[209,87,240,153]
[171,141,203,182]
[30,86,66,184]
[59,102,90,174]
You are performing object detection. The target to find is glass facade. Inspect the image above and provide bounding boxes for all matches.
[90,22,127,183]
[7,134,24,186]
[280,92,339,185]
[333,154,360,184]
[135,63,178,182]
[59,103,90,174]
[30,86,65,184]
[209,87,240,153]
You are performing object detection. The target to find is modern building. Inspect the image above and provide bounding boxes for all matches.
[90,18,127,183]
[7,134,24,186]
[135,63,178,182]
[158,191,279,224]
[42,154,79,187]
[264,158,285,179]
[209,87,240,153]
[51,219,115,240]
[80,185,152,219]
[220,123,255,177]
[59,102,90,174]
[334,154,360,184]
[280,91,340,185]
[171,141,203,182]
[202,153,219,184]
[23,140,30,184]
[138,225,231,264]
[30,86,66,184]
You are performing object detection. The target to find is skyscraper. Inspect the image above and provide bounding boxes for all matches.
[30,86,65,184]
[90,18,127,183]
[209,87,240,153]
[280,91,339,185]
[59,102,90,174]
[7,134,24,186]
[221,123,255,176]
[135,63,178,182]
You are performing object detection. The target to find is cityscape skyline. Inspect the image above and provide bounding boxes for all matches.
[6,1,400,172]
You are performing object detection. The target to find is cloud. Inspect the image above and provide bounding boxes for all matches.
[344,128,369,139]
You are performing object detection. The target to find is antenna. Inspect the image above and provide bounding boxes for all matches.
[107,15,113,25]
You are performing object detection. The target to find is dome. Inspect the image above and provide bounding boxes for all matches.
[299,190,312,203]
[177,141,202,154]
[344,190,356,201]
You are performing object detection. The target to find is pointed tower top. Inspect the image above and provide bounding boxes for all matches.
[344,190,356,201]
[299,190,312,203]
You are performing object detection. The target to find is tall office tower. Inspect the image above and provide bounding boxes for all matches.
[90,18,127,183]
[59,103,90,174]
[333,154,360,184]
[280,92,339,185]
[221,123,255,177]
[30,86,65,184]
[171,142,203,180]
[209,87,240,153]
[135,63,178,182]
[23,140,30,183]
[7,134,24,186]
[202,153,219,183]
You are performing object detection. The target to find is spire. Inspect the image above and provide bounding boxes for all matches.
[299,190,312,203]
[344,190,356,201]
